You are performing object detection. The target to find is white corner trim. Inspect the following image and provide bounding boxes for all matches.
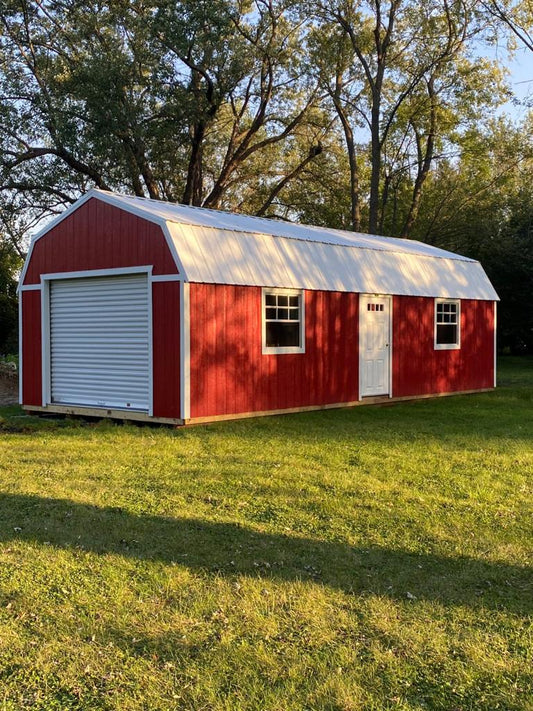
[18,293,23,405]
[180,281,191,420]
[358,295,363,401]
[389,295,394,399]
[494,300,497,388]
[261,287,306,355]
[147,275,154,417]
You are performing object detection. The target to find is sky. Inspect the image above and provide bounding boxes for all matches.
[507,47,533,108]
[488,42,533,120]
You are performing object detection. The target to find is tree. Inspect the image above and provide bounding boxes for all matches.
[0,0,323,226]
[407,115,533,352]
[308,0,507,236]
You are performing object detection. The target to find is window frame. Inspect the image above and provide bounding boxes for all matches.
[434,298,461,350]
[261,287,305,355]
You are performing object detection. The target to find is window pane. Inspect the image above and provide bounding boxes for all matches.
[278,308,289,320]
[437,324,457,345]
[265,307,276,319]
[265,294,276,306]
[277,295,289,307]
[289,296,299,307]
[289,308,299,320]
[266,322,300,347]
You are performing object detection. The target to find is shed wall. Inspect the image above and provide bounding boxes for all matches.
[393,297,495,396]
[189,284,359,419]
[21,200,181,418]
[189,287,495,420]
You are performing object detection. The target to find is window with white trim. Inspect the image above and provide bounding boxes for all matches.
[435,299,460,349]
[262,289,305,354]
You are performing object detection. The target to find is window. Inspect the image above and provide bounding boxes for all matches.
[262,289,305,354]
[435,299,460,349]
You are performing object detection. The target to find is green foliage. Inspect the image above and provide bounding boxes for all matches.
[0,1,532,348]
[0,358,531,709]
[408,116,533,351]
[0,240,20,354]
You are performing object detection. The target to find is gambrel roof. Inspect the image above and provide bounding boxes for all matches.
[21,189,499,300]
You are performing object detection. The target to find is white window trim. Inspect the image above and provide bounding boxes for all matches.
[434,298,461,350]
[262,288,305,355]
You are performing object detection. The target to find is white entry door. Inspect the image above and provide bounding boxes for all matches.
[359,295,391,397]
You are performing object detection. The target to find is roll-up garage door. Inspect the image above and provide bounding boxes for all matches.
[50,273,150,411]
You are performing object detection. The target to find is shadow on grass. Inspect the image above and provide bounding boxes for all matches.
[1,492,530,616]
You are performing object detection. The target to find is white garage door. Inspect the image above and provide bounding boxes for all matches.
[50,273,150,411]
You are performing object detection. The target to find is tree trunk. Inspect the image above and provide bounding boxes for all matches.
[368,89,382,235]
[182,121,205,206]
[401,79,437,237]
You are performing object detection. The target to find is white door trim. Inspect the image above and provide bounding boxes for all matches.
[42,267,153,412]
[359,294,392,399]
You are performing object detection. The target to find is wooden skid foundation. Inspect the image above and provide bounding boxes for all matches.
[24,388,493,427]
[24,404,183,426]
[184,388,494,425]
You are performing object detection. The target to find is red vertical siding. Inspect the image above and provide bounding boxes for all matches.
[23,198,178,285]
[393,297,495,397]
[21,290,42,406]
[152,282,181,418]
[21,198,182,416]
[189,284,359,419]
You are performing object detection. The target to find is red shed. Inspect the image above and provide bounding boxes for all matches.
[19,189,498,425]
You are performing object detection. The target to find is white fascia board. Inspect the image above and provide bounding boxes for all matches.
[18,189,188,291]
[18,190,97,291]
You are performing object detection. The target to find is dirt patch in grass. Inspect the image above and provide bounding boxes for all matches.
[0,373,17,406]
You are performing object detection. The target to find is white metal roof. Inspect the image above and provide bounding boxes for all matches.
[167,222,497,300]
[21,189,499,300]
[97,190,471,261]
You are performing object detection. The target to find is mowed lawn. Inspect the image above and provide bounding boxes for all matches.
[0,359,531,710]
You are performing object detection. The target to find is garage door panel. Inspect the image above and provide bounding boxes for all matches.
[50,274,150,411]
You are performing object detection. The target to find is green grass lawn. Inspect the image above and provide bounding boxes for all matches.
[0,357,531,710]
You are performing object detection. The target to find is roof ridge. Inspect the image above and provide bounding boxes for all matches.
[96,189,474,263]
[170,220,477,264]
